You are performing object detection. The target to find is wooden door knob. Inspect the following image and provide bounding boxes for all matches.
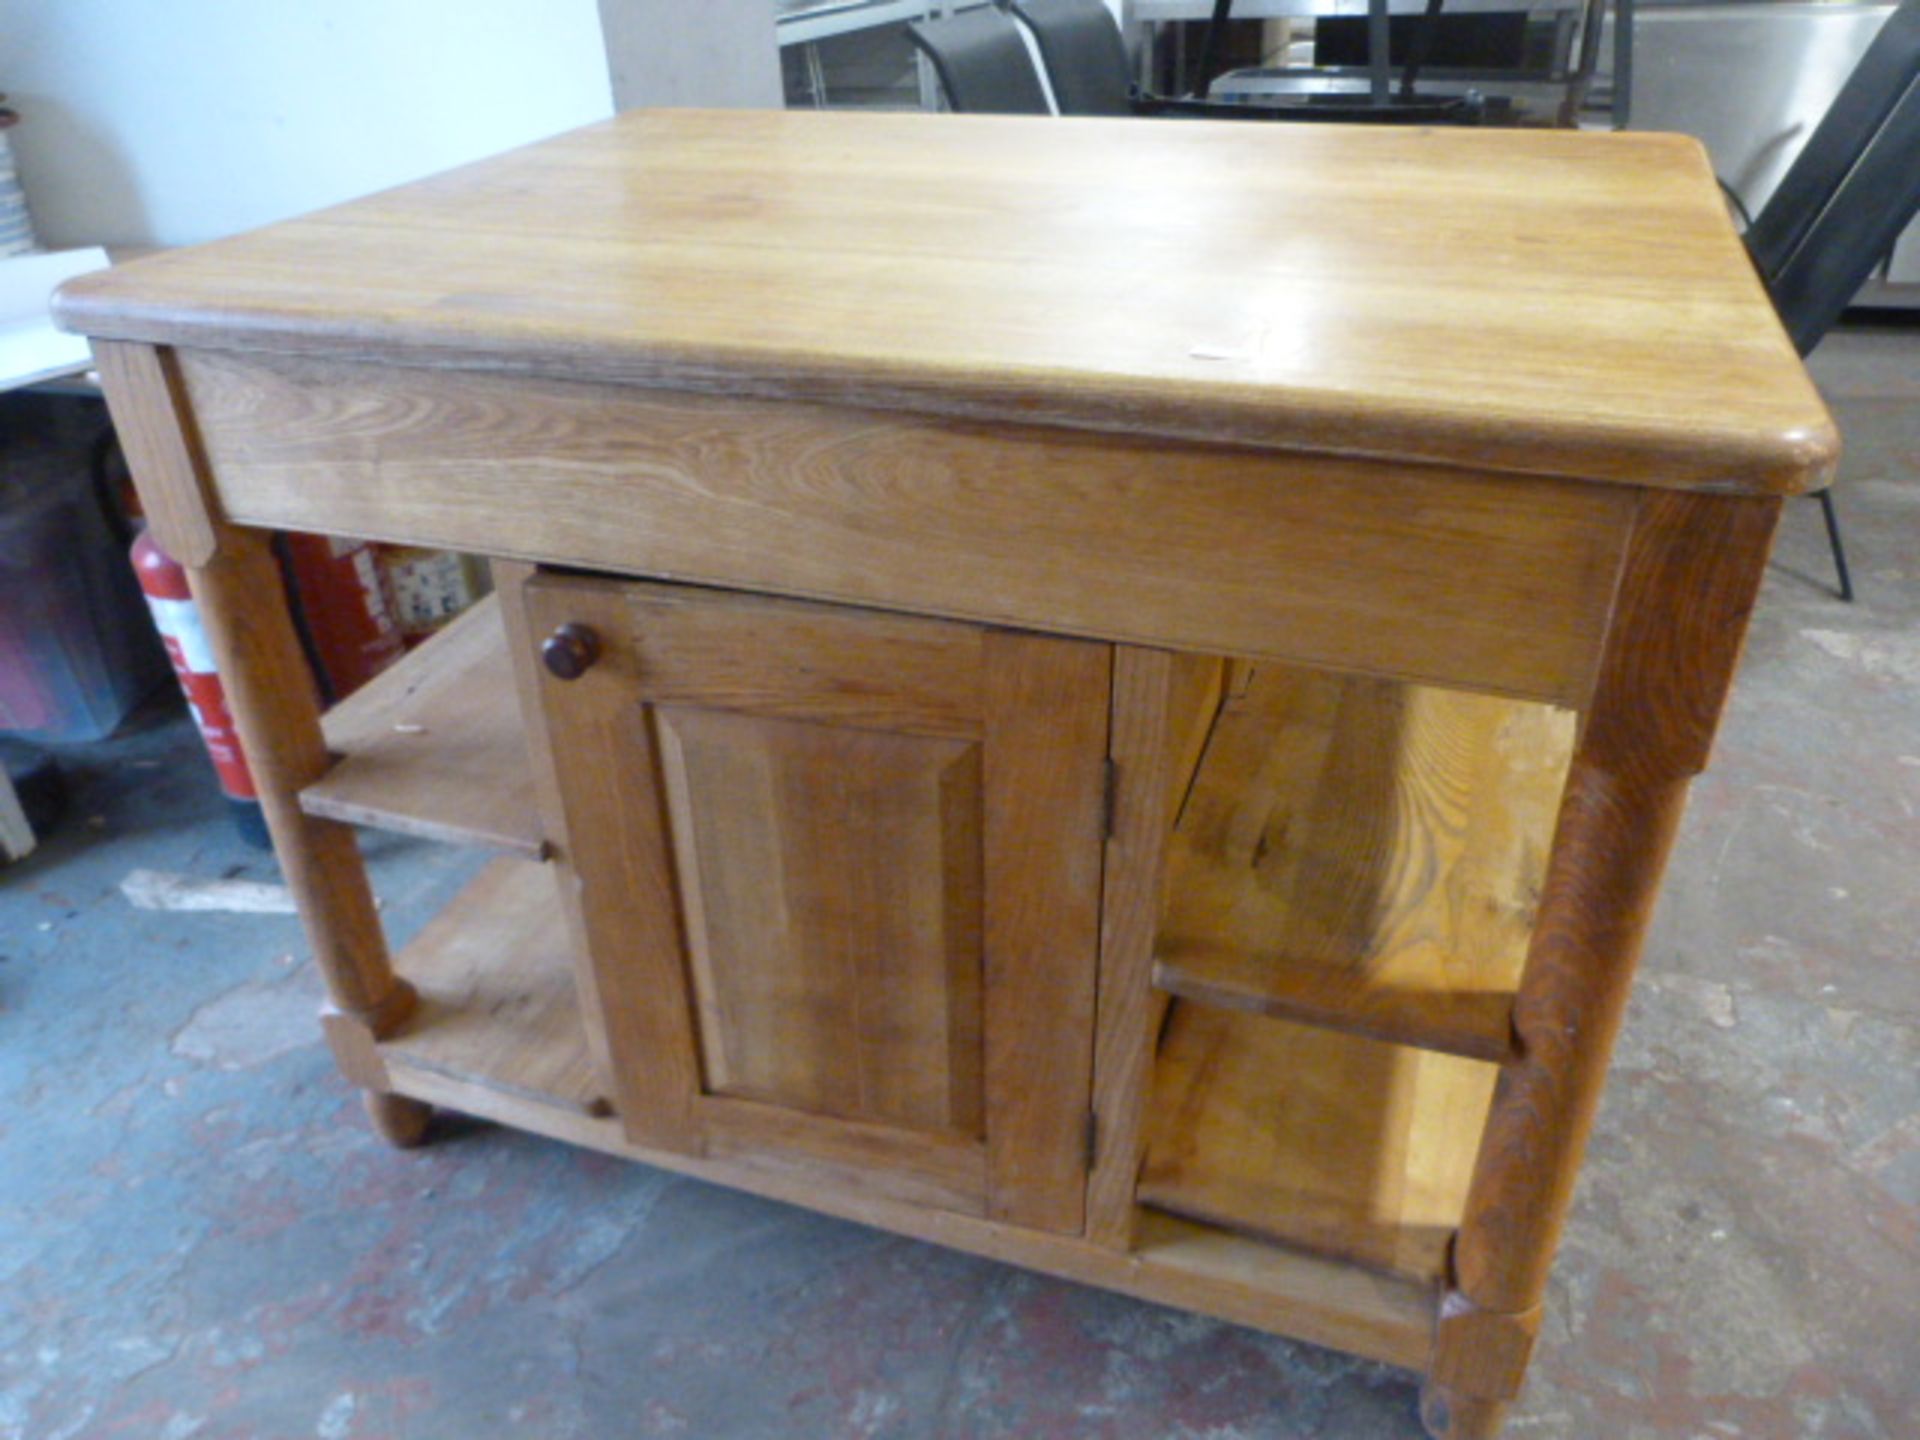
[541,623,601,680]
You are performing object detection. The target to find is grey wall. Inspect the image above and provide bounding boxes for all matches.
[0,0,614,248]
[596,0,784,110]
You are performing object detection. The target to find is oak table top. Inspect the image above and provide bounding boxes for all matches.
[55,107,1837,496]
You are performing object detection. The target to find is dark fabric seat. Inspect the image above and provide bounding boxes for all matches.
[906,8,1052,115]
[1006,0,1132,116]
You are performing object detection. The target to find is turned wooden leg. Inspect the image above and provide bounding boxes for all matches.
[1421,1382,1509,1440]
[1422,1393,1503,1440]
[364,1092,435,1148]
[95,341,417,1145]
[179,525,418,1036]
[1431,760,1687,1425]
[1428,492,1782,1429]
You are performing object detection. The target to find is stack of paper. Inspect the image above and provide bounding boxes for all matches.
[0,248,110,393]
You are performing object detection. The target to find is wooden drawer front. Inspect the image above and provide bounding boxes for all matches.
[178,349,1636,708]
[523,574,1110,1233]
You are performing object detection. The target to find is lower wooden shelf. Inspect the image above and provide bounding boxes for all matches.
[380,855,609,1117]
[1138,1002,1498,1284]
[382,1048,1439,1374]
[303,595,547,858]
[366,853,1440,1373]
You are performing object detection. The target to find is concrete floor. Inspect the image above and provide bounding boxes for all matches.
[3,327,1917,1440]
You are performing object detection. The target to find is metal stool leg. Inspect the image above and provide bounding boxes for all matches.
[1612,0,1634,128]
[1818,489,1855,603]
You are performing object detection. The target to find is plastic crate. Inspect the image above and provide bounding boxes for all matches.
[0,399,168,742]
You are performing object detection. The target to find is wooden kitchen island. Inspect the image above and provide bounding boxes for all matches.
[57,109,1838,1437]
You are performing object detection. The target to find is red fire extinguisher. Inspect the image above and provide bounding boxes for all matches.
[130,528,270,847]
[277,533,408,704]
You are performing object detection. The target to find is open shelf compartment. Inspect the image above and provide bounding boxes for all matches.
[379,854,609,1117]
[1153,660,1576,1062]
[1138,1002,1498,1284]
[302,594,547,858]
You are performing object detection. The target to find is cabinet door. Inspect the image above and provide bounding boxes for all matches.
[523,574,1110,1233]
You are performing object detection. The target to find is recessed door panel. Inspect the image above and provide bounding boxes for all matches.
[655,705,985,1136]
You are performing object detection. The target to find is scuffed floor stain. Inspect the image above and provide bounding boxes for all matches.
[170,965,321,1071]
[3,329,1919,1439]
[1798,627,1920,685]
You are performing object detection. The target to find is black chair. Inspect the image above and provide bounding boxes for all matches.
[1006,0,1132,116]
[1742,0,1920,601]
[906,7,1052,115]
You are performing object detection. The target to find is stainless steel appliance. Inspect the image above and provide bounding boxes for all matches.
[1605,1,1920,306]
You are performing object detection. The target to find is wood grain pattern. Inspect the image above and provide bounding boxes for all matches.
[655,707,985,1135]
[981,631,1111,1234]
[697,1094,987,1217]
[1429,1293,1541,1400]
[1430,491,1784,1425]
[1086,648,1225,1250]
[302,595,546,857]
[522,578,708,1152]
[1140,1005,1497,1283]
[90,340,219,565]
[57,110,1837,495]
[605,579,987,739]
[182,520,416,1035]
[1155,667,1576,1060]
[1580,492,1791,782]
[489,560,620,1094]
[1164,657,1230,825]
[381,856,608,1115]
[171,349,1636,707]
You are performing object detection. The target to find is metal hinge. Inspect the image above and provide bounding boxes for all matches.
[1102,757,1119,840]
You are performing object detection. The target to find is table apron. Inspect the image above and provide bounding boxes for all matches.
[176,347,1636,708]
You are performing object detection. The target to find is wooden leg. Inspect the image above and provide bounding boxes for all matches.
[1420,1382,1509,1440]
[364,1091,434,1148]
[183,524,418,1035]
[1429,492,1782,1426]
[1434,760,1687,1413]
[94,341,416,1143]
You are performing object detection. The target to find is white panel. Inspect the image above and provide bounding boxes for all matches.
[600,0,784,111]
[1888,220,1920,287]
[1619,3,1895,217]
[0,0,615,248]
